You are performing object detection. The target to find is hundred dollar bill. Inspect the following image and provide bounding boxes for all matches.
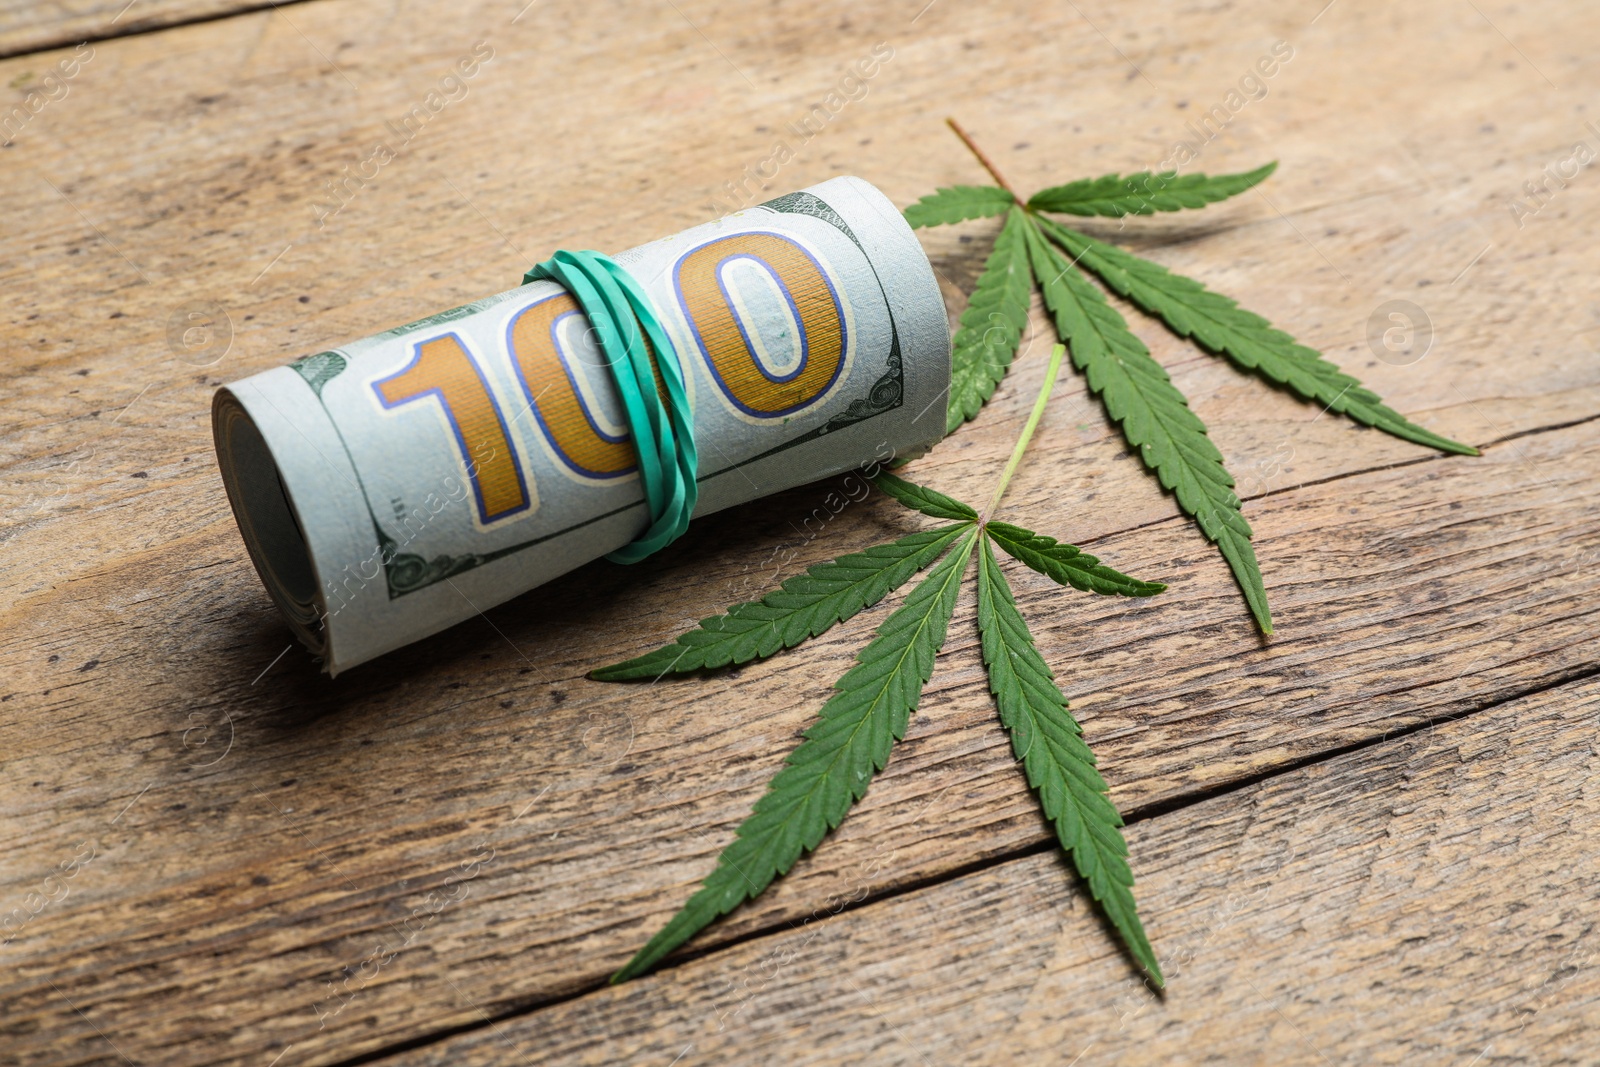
[214,176,950,675]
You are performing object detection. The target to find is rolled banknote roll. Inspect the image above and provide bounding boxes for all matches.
[214,176,950,674]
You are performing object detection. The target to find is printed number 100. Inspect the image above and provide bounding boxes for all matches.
[372,232,849,526]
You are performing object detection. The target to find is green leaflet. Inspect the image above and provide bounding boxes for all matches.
[1027,162,1276,217]
[1035,218,1478,456]
[987,521,1166,597]
[903,184,1015,228]
[612,527,980,983]
[604,355,1167,988]
[590,523,970,680]
[902,136,1481,635]
[1021,219,1272,633]
[976,538,1162,985]
[595,140,1492,997]
[948,206,1034,431]
[873,471,979,521]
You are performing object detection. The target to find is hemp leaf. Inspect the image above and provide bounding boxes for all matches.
[602,346,1169,988]
[1026,162,1278,217]
[912,119,1478,634]
[902,184,1016,227]
[589,525,968,680]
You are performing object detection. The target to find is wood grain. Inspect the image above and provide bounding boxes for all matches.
[16,402,1596,1066]
[0,0,267,59]
[0,0,1596,1063]
[388,674,1600,1066]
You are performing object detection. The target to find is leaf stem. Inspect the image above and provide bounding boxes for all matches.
[982,343,1066,524]
[946,117,1021,200]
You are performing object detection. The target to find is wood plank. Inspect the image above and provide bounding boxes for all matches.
[0,1,265,60]
[386,673,1600,1066]
[5,0,1598,593]
[4,410,1596,1066]
[1,0,1597,1064]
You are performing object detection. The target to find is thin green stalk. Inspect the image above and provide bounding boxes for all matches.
[982,343,1066,524]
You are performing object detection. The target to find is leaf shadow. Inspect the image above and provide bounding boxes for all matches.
[244,473,922,744]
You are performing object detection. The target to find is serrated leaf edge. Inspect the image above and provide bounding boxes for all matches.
[976,537,1163,985]
[612,527,979,982]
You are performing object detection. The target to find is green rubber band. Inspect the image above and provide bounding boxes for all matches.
[523,251,698,564]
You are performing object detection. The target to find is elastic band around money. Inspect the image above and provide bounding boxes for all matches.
[523,250,698,564]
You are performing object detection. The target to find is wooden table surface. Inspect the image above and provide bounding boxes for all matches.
[3,0,1598,1064]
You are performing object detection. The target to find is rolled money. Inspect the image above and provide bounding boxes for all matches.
[214,176,950,675]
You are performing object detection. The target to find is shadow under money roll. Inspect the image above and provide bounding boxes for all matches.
[213,177,951,675]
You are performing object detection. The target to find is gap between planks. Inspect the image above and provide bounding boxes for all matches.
[0,0,321,61]
[327,668,1600,1067]
[303,434,1600,1067]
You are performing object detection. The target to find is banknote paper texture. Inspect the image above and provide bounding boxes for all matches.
[214,177,950,674]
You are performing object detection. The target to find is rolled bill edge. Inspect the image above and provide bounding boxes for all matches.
[214,177,950,675]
